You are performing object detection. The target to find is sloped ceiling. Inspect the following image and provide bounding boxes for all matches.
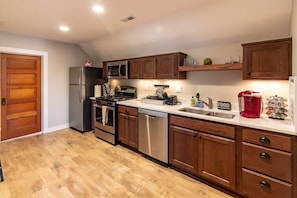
[0,0,292,61]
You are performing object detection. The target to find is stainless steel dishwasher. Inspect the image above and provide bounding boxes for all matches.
[138,108,168,163]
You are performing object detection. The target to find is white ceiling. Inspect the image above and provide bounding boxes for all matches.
[0,0,293,61]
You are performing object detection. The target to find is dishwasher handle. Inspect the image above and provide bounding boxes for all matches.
[139,108,168,118]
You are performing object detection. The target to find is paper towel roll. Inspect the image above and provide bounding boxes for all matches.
[94,85,101,97]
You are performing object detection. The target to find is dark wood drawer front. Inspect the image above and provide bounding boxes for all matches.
[242,168,292,198]
[170,115,235,139]
[242,128,293,152]
[242,142,292,182]
[118,105,138,116]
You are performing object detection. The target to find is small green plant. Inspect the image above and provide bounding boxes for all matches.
[203,58,212,65]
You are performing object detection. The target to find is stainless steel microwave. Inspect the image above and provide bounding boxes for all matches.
[107,60,128,79]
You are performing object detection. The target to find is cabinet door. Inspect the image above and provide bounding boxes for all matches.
[242,38,292,80]
[198,133,236,190]
[127,115,138,149]
[129,59,142,79]
[142,57,156,79]
[118,113,127,144]
[157,54,178,79]
[169,125,198,175]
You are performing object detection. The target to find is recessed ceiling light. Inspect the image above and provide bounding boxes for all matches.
[93,5,104,13]
[59,25,69,32]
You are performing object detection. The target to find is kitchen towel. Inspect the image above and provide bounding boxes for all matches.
[101,106,108,126]
[94,85,101,97]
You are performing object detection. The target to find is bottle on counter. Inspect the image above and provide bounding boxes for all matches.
[191,96,196,107]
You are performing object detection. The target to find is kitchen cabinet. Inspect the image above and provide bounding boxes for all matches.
[242,38,292,80]
[156,53,186,79]
[129,57,156,79]
[241,128,295,198]
[91,99,96,129]
[169,115,236,190]
[118,105,138,149]
[198,133,236,190]
[169,125,198,175]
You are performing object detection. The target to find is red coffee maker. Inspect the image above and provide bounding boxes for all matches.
[238,90,262,118]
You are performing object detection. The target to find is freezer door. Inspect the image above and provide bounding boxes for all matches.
[69,67,84,85]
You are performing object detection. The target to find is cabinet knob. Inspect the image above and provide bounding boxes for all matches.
[125,109,129,113]
[259,136,270,144]
[259,152,271,159]
[247,72,251,76]
[259,180,271,189]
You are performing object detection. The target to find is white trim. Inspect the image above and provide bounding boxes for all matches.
[0,46,49,135]
[45,124,69,134]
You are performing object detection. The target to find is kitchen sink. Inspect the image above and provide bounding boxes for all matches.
[178,108,235,119]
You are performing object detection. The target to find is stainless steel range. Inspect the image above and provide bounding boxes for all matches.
[93,86,137,145]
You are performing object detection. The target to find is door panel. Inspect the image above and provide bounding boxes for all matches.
[1,53,41,140]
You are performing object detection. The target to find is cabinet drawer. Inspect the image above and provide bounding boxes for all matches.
[242,168,292,198]
[242,142,292,182]
[118,105,138,116]
[170,115,235,139]
[242,128,293,152]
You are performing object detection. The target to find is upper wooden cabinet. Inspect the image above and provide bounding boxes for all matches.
[129,52,186,79]
[157,53,186,79]
[129,57,156,79]
[242,38,292,80]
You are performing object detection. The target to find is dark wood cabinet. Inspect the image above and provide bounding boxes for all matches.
[198,133,236,190]
[129,57,156,79]
[169,125,198,175]
[242,38,292,80]
[169,115,236,190]
[118,105,138,149]
[241,127,296,198]
[157,53,186,79]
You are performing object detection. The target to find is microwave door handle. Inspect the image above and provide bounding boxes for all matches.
[119,64,122,77]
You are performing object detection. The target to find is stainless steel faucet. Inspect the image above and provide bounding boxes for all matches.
[199,97,213,109]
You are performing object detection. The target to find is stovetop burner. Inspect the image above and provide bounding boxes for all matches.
[96,95,136,102]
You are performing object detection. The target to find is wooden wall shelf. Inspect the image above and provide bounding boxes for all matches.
[178,63,243,71]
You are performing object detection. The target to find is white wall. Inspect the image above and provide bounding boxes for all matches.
[0,32,90,131]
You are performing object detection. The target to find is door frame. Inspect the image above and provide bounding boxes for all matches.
[0,46,48,140]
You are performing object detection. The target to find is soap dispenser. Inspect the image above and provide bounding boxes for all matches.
[190,96,196,106]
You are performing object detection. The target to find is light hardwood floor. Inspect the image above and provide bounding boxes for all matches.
[0,128,233,198]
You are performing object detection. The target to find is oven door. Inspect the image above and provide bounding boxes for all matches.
[94,104,115,134]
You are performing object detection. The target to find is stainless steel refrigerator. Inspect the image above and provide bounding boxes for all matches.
[69,66,103,132]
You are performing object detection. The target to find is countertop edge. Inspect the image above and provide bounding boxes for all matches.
[117,99,296,136]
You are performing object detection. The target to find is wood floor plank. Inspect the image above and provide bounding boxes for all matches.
[0,128,233,198]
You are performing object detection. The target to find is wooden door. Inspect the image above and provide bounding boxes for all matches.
[118,113,128,144]
[157,54,178,79]
[198,133,236,190]
[129,59,142,79]
[142,57,156,79]
[1,53,41,140]
[169,125,199,175]
[127,115,138,149]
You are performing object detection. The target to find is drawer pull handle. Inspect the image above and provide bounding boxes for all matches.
[260,180,271,189]
[259,152,271,159]
[259,136,270,143]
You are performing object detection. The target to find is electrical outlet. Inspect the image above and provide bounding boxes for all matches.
[176,84,182,93]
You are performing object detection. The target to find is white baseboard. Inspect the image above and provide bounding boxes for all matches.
[44,123,69,133]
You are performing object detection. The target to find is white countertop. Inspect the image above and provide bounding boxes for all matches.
[117,99,296,136]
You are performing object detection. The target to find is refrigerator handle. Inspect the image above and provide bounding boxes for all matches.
[79,69,83,103]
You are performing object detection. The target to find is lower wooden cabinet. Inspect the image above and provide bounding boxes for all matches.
[169,125,198,175]
[242,168,292,198]
[198,133,236,190]
[169,115,236,190]
[118,105,138,149]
